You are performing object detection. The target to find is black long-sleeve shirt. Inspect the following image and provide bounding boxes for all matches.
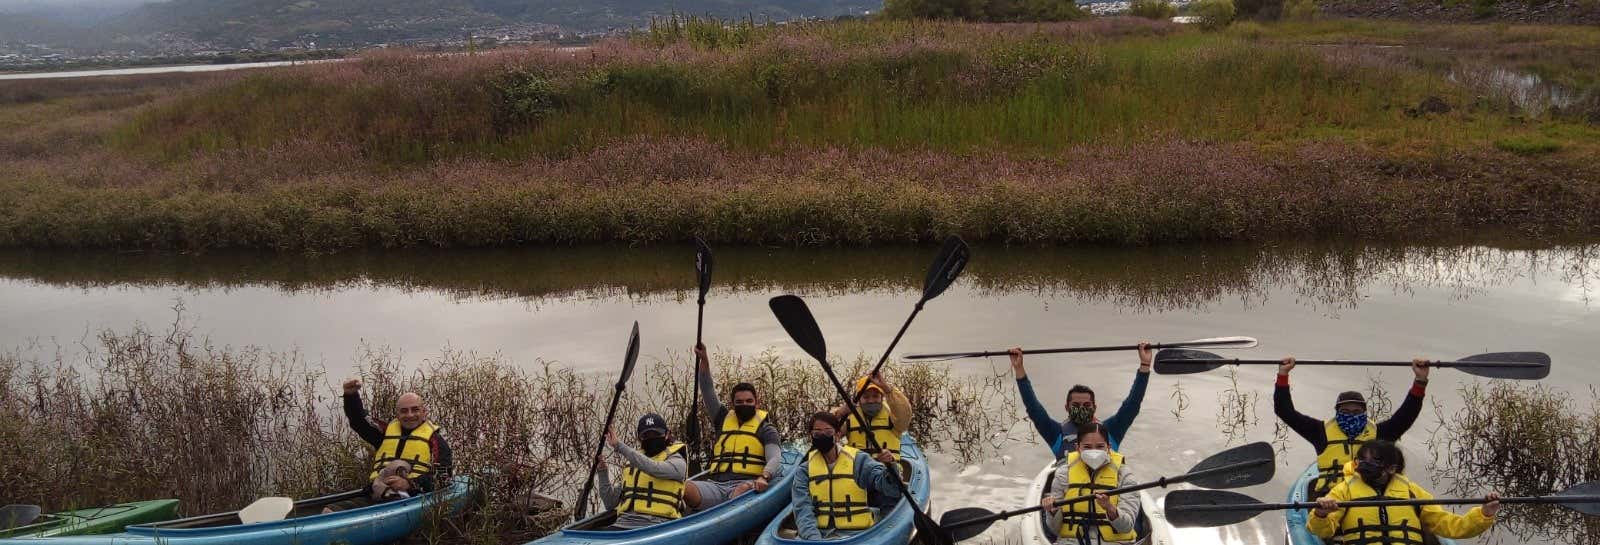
[1273,376,1427,452]
[344,393,452,492]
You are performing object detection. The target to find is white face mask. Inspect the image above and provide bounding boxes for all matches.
[1080,449,1110,470]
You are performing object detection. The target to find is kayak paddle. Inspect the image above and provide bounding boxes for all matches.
[770,294,955,545]
[1153,348,1551,380]
[574,321,642,519]
[239,497,293,524]
[903,336,1258,363]
[0,505,42,531]
[854,235,969,401]
[684,237,713,475]
[937,441,1276,542]
[1165,482,1600,528]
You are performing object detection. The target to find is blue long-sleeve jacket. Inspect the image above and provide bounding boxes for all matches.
[1017,370,1149,459]
[791,449,899,540]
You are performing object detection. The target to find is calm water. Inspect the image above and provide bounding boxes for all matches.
[3,241,1597,544]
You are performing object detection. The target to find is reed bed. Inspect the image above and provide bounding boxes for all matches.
[0,313,1017,542]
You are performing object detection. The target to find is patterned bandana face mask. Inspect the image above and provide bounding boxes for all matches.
[1335,412,1369,437]
[1067,406,1094,425]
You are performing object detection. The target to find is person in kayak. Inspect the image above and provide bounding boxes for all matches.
[1008,343,1153,460]
[830,373,912,464]
[1041,422,1141,545]
[325,378,453,512]
[686,343,784,511]
[792,411,902,540]
[1275,356,1430,497]
[594,413,689,530]
[1310,439,1500,543]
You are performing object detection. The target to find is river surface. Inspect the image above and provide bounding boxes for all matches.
[3,241,1597,544]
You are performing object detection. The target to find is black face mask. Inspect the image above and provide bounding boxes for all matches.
[642,437,668,456]
[734,405,757,422]
[811,433,835,453]
[1356,459,1389,487]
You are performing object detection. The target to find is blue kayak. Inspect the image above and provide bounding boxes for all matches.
[528,448,802,545]
[754,434,930,545]
[0,475,476,545]
[1284,463,1457,545]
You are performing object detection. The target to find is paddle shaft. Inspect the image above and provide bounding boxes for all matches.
[575,380,627,519]
[1172,358,1544,369]
[1183,495,1600,513]
[855,302,923,401]
[907,339,1247,361]
[685,292,705,463]
[943,458,1269,531]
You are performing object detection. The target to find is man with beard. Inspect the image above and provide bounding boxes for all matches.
[324,378,453,513]
[1275,356,1429,497]
[685,344,784,511]
[1008,343,1154,460]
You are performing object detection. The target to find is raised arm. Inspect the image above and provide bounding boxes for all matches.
[887,385,913,435]
[1011,348,1062,448]
[1273,358,1327,449]
[1102,345,1153,444]
[1376,359,1430,440]
[695,345,725,425]
[341,379,384,447]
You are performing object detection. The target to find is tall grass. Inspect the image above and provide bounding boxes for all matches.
[2,18,1599,251]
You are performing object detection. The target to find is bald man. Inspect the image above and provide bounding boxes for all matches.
[325,378,453,512]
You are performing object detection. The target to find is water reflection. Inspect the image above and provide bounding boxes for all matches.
[2,240,1595,314]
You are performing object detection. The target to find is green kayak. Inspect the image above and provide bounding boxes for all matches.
[0,500,180,538]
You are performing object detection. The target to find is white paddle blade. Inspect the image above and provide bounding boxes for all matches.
[239,497,293,524]
[1180,336,1258,349]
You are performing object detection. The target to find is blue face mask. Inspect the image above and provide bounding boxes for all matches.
[1335,412,1369,436]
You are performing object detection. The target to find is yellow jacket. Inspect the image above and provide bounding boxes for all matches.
[1308,474,1495,542]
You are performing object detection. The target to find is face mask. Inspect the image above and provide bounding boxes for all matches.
[1356,459,1389,486]
[642,437,668,456]
[1335,412,1369,437]
[1080,449,1110,470]
[811,433,835,453]
[734,405,757,422]
[862,402,884,418]
[1068,406,1094,425]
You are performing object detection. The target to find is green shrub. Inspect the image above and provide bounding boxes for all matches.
[1130,0,1179,19]
[1494,135,1562,155]
[1281,0,1319,21]
[1193,0,1238,30]
[1472,0,1499,18]
[1232,0,1282,18]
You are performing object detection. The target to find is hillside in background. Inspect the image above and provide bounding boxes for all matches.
[4,0,880,54]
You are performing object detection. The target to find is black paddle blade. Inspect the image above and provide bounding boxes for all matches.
[1556,481,1600,515]
[1453,351,1551,380]
[938,508,1000,542]
[0,505,41,531]
[920,235,970,303]
[1163,489,1265,528]
[769,295,828,363]
[1153,348,1229,375]
[694,236,714,297]
[1188,441,1276,489]
[619,321,641,386]
[913,507,955,545]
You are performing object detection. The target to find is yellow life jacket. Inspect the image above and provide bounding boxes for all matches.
[1315,419,1376,496]
[807,445,875,531]
[1058,450,1139,543]
[1327,474,1429,545]
[619,443,687,519]
[710,408,768,477]
[846,407,900,461]
[369,420,437,480]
